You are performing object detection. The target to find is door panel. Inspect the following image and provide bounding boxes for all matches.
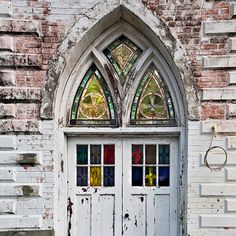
[123,138,177,236]
[68,137,178,236]
[68,138,122,236]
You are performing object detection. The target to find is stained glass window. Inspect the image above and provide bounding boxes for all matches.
[131,144,170,187]
[76,144,115,187]
[70,64,116,126]
[103,35,142,84]
[130,65,175,125]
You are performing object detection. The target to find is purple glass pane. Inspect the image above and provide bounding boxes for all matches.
[158,167,169,187]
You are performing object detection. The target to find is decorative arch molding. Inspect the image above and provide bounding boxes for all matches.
[40,0,200,122]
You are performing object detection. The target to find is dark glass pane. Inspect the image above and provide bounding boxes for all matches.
[159,145,170,164]
[132,167,143,186]
[145,145,156,164]
[104,167,115,187]
[132,145,143,164]
[90,145,101,164]
[104,144,115,164]
[158,167,169,187]
[90,167,101,186]
[77,167,88,186]
[77,145,88,164]
[145,166,156,186]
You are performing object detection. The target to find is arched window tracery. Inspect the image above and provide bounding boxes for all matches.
[70,35,175,127]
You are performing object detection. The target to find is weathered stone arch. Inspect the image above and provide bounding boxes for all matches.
[40,0,200,122]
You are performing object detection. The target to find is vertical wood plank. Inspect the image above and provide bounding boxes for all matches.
[76,195,91,236]
[155,194,170,236]
[99,195,115,236]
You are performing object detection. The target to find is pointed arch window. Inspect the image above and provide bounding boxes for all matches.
[70,64,116,126]
[130,65,175,125]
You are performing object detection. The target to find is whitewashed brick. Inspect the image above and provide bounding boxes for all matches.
[0,37,14,51]
[225,199,236,212]
[0,70,15,86]
[201,120,236,133]
[200,215,236,227]
[0,200,16,214]
[230,3,236,18]
[0,136,17,149]
[0,168,16,181]
[226,136,236,149]
[200,153,236,165]
[227,104,236,117]
[200,184,236,196]
[0,2,12,16]
[202,87,236,100]
[0,152,41,164]
[0,184,41,197]
[0,215,42,229]
[229,38,236,51]
[227,71,236,85]
[204,20,236,34]
[226,168,236,181]
[203,55,236,68]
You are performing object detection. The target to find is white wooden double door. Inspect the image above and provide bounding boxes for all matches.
[68,137,178,236]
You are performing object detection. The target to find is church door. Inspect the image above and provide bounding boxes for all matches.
[68,136,178,236]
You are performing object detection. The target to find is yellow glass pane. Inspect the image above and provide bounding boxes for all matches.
[90,167,101,186]
[78,74,109,120]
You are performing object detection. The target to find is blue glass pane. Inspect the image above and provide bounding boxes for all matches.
[77,145,88,164]
[132,167,143,186]
[159,145,170,164]
[158,167,169,187]
[90,145,101,164]
[104,167,115,187]
[77,167,88,186]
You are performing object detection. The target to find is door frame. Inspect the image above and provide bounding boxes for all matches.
[55,126,186,236]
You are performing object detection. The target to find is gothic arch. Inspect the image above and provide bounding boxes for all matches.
[40,0,200,123]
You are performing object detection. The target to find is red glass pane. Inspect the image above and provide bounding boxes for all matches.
[132,145,143,164]
[104,144,115,164]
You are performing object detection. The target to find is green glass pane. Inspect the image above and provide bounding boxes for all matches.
[90,166,101,186]
[145,145,156,164]
[159,145,170,164]
[77,145,88,165]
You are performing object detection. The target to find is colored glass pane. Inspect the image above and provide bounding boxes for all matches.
[78,74,109,120]
[77,167,88,186]
[132,145,143,164]
[159,145,170,164]
[104,144,115,164]
[90,167,101,186]
[158,167,169,186]
[103,36,142,84]
[77,145,88,164]
[132,167,143,186]
[104,167,115,186]
[130,65,175,125]
[145,145,156,164]
[90,145,101,164]
[145,167,156,186]
[70,65,116,126]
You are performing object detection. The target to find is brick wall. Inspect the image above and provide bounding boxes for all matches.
[0,0,236,235]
